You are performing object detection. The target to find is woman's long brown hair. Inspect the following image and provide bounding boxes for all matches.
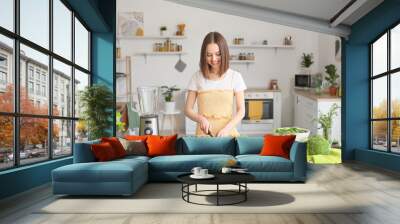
[199,32,229,78]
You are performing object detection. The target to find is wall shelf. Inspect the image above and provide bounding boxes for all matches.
[230,60,255,63]
[134,52,187,63]
[118,35,186,40]
[229,44,294,49]
[134,52,187,56]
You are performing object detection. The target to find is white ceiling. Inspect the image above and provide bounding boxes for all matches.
[166,0,384,37]
[224,0,352,23]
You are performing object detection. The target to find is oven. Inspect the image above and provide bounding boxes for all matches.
[243,92,274,124]
[240,90,281,135]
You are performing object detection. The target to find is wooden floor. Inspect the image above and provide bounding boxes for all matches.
[1,162,400,224]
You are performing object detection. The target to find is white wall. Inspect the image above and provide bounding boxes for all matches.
[318,34,342,79]
[117,0,341,132]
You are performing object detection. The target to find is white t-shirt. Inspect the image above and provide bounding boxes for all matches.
[187,69,247,92]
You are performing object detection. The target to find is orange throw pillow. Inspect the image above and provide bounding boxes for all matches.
[124,135,148,142]
[91,142,117,161]
[259,134,296,159]
[101,137,127,158]
[146,134,178,157]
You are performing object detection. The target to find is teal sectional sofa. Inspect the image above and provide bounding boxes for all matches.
[52,136,307,196]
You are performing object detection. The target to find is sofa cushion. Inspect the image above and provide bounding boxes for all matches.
[73,139,100,163]
[146,134,177,157]
[119,138,147,156]
[91,142,118,161]
[52,158,147,183]
[236,137,263,155]
[148,154,235,172]
[178,137,236,155]
[101,137,127,158]
[260,135,296,159]
[236,155,293,172]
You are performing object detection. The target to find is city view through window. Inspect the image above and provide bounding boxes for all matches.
[0,0,91,170]
[371,23,400,153]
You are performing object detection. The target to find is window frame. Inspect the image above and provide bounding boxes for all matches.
[370,21,400,154]
[0,0,92,171]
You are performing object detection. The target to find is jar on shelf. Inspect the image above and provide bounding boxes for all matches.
[170,43,176,52]
[177,44,182,52]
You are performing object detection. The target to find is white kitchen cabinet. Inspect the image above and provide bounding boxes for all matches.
[294,91,341,143]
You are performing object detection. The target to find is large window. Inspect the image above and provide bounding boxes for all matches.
[0,0,91,171]
[371,23,400,153]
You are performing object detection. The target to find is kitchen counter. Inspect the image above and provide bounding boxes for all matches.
[294,89,340,102]
[246,88,281,92]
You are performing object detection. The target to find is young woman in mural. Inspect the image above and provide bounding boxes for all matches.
[184,32,246,137]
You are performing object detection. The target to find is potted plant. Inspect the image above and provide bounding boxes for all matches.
[316,103,339,143]
[301,53,314,74]
[324,64,340,96]
[160,85,180,113]
[160,26,167,36]
[274,127,310,142]
[79,84,113,140]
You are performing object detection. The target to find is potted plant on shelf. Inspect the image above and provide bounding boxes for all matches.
[301,53,314,74]
[79,84,113,140]
[324,64,340,96]
[160,85,180,113]
[316,103,339,143]
[160,26,167,36]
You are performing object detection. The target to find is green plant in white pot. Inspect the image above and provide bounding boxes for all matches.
[160,85,180,113]
[316,103,339,143]
[274,127,310,142]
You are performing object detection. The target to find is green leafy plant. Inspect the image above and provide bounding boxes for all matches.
[79,84,113,140]
[116,112,126,133]
[160,85,180,102]
[274,127,308,135]
[324,64,340,87]
[307,135,330,155]
[316,103,340,142]
[301,53,314,68]
[160,26,167,31]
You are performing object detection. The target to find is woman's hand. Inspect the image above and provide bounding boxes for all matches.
[198,116,211,134]
[216,126,230,137]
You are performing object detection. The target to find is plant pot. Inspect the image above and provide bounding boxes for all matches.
[329,87,338,96]
[164,101,176,113]
[160,30,166,36]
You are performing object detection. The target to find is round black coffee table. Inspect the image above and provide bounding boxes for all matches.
[177,173,255,206]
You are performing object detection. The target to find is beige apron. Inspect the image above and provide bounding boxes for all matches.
[195,90,239,137]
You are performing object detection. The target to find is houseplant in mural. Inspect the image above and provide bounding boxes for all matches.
[324,64,340,96]
[160,85,180,113]
[79,84,113,140]
[160,26,167,36]
[316,103,340,143]
[300,53,314,74]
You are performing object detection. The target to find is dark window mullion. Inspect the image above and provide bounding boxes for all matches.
[71,10,76,154]
[387,30,391,152]
[49,0,53,160]
[14,0,20,166]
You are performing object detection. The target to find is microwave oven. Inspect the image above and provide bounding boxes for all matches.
[295,74,312,88]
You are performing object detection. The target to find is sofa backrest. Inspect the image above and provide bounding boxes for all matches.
[73,139,100,163]
[235,137,264,155]
[177,137,236,155]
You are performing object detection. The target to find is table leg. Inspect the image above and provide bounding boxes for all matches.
[245,183,247,201]
[217,184,219,206]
